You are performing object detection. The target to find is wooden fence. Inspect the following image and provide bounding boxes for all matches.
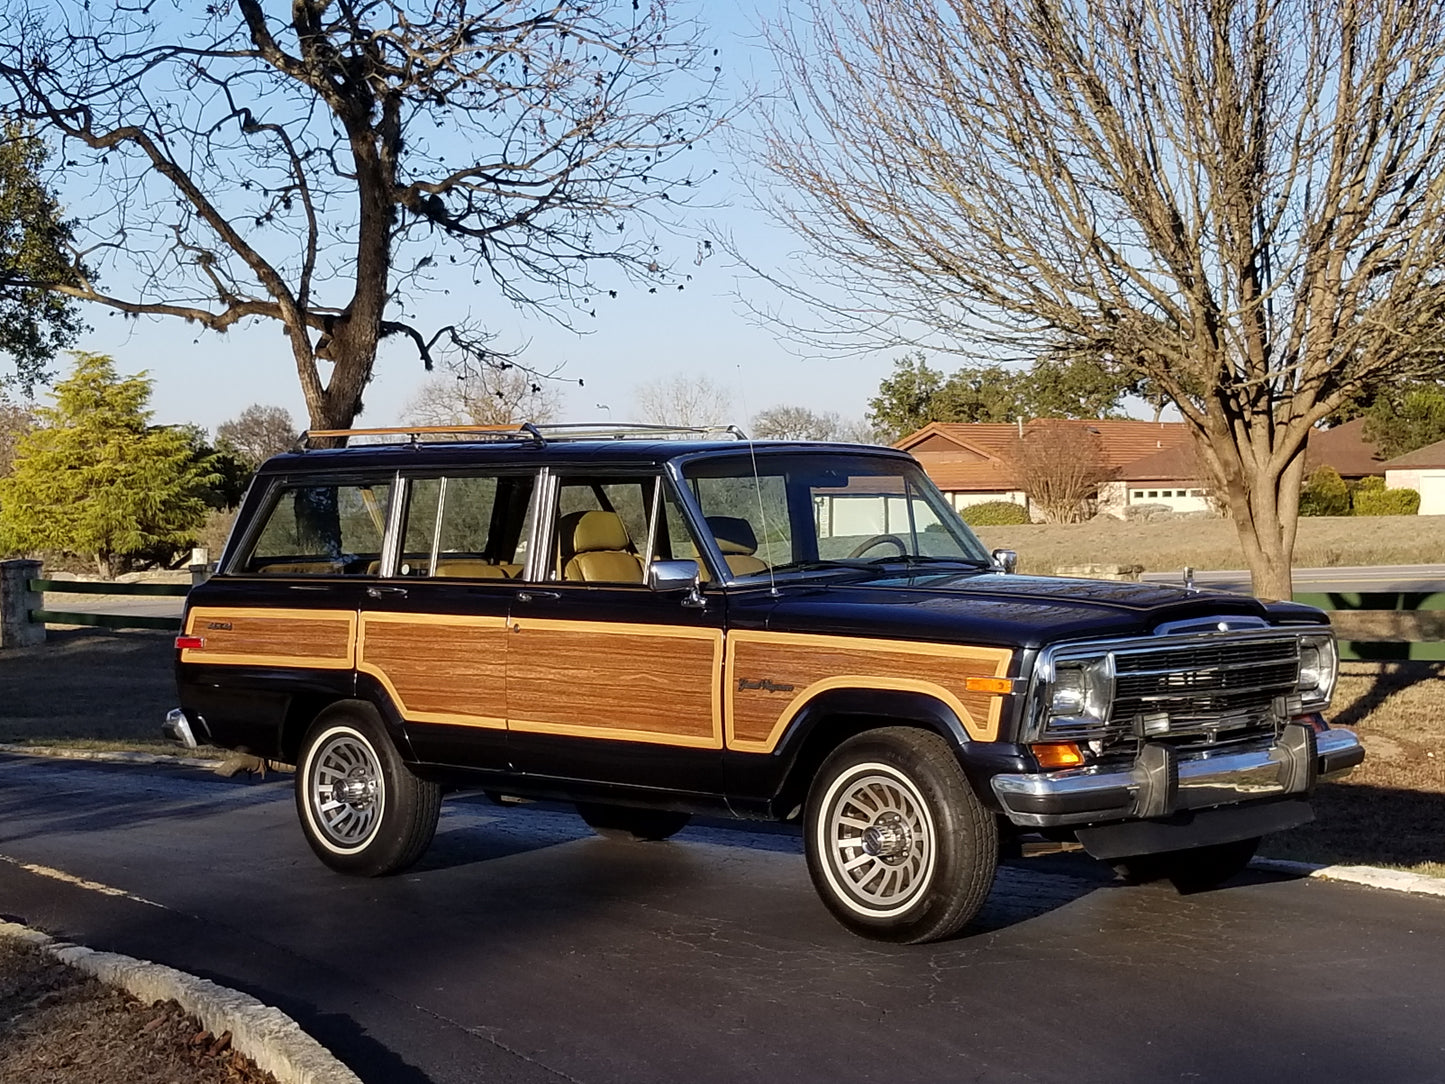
[15,577,1445,659]
[28,578,190,632]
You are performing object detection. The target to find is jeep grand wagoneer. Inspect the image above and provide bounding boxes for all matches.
[167,424,1363,943]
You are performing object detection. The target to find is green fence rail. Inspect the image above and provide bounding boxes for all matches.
[1294,591,1445,662]
[27,578,189,632]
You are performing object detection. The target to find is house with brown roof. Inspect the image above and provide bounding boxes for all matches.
[895,420,1199,519]
[1382,439,1445,515]
[897,417,1392,519]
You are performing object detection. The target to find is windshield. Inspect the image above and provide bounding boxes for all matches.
[680,452,992,578]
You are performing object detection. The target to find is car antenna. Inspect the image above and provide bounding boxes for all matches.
[735,365,779,597]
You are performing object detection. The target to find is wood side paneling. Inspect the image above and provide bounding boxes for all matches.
[182,607,354,668]
[358,614,508,727]
[508,619,723,747]
[725,632,1013,751]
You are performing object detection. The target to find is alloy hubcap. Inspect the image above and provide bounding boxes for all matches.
[310,732,384,849]
[825,768,934,911]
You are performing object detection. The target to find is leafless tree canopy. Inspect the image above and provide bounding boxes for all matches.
[759,0,1445,596]
[751,403,877,442]
[0,390,33,476]
[1006,423,1109,525]
[215,403,298,467]
[632,372,732,426]
[0,1,722,433]
[402,366,561,427]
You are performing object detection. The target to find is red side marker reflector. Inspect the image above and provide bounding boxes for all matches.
[175,635,205,651]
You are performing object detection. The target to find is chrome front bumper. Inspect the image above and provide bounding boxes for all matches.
[991,724,1365,828]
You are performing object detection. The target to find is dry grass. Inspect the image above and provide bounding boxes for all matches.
[974,514,1445,574]
[1258,660,1445,874]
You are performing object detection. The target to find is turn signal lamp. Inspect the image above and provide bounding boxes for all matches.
[1032,742,1086,770]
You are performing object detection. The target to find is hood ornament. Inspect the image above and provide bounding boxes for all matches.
[1182,566,1196,592]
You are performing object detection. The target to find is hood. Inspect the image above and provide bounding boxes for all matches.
[729,571,1292,652]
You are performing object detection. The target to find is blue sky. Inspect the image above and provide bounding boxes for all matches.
[28,2,904,437]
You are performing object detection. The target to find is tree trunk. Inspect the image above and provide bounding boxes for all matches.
[1198,425,1306,602]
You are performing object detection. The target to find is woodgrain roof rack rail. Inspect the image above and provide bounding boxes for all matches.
[298,422,748,450]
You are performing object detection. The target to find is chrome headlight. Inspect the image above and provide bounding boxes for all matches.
[1043,653,1115,735]
[1296,633,1337,710]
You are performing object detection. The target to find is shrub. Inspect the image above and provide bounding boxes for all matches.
[1352,486,1421,516]
[1300,466,1349,516]
[1123,503,1174,521]
[961,500,1030,526]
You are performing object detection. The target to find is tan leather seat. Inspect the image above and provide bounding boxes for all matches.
[706,516,769,576]
[563,510,644,583]
[433,558,513,579]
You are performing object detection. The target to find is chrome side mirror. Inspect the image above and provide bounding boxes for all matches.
[991,548,1018,575]
[648,559,706,608]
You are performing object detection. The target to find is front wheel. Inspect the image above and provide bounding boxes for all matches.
[295,707,441,876]
[1113,836,1260,893]
[806,728,998,944]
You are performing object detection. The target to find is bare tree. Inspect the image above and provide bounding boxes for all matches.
[403,366,561,428]
[1006,423,1109,525]
[633,374,733,427]
[0,2,722,437]
[751,403,878,442]
[216,404,297,469]
[0,389,33,476]
[752,404,844,440]
[756,0,1445,597]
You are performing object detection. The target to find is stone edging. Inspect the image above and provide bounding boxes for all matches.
[1252,858,1445,898]
[0,921,361,1084]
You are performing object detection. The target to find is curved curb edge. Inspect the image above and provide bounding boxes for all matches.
[0,921,362,1084]
[1251,858,1445,899]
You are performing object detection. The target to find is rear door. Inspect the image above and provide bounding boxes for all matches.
[505,471,727,796]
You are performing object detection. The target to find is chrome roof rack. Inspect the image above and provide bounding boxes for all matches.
[298,422,748,450]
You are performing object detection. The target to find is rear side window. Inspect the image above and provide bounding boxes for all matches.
[237,480,392,576]
[395,472,535,579]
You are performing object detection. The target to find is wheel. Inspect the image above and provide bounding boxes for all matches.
[1113,837,1260,893]
[805,727,998,944]
[576,802,691,841]
[295,706,442,876]
[846,534,908,559]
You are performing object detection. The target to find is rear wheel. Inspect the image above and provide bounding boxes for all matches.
[805,727,998,944]
[295,706,441,876]
[576,802,691,841]
[1113,836,1260,893]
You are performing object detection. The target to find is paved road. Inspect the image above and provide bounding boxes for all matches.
[1,756,1442,1084]
[1141,564,1445,595]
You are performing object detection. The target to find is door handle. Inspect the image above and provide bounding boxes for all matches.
[366,585,408,599]
[515,590,560,603]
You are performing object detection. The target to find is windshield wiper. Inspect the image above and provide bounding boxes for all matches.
[865,554,993,568]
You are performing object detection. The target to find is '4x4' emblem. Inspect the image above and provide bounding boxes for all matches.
[737,678,796,694]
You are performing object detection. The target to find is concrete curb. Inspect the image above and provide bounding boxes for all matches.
[0,921,362,1084]
[1252,858,1445,898]
[0,743,219,769]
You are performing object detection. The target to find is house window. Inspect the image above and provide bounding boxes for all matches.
[1190,489,1204,497]
[1132,491,1144,499]
[1147,490,1158,498]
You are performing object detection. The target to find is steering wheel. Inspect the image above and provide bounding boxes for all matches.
[846,534,908,559]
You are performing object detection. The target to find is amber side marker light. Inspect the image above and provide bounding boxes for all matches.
[962,676,1016,695]
[175,636,205,651]
[1032,742,1086,770]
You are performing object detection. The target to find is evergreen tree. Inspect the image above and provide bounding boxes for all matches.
[0,353,215,575]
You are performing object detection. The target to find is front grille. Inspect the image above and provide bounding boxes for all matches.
[1036,631,1306,746]
[1112,638,1300,725]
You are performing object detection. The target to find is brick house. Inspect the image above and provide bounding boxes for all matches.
[897,417,1390,519]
